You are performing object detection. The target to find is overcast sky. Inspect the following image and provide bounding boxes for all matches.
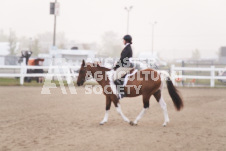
[1,0,226,60]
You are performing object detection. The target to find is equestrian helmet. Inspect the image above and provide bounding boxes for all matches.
[123,35,132,44]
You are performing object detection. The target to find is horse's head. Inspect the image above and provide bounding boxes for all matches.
[77,60,88,86]
[77,60,110,86]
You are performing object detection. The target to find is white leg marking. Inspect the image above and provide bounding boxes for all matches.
[133,108,147,125]
[159,97,170,126]
[100,110,109,125]
[116,104,130,123]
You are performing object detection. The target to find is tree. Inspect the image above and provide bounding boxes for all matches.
[8,29,17,55]
[0,30,8,41]
[31,38,40,56]
[37,32,68,52]
[99,31,123,57]
[192,49,201,60]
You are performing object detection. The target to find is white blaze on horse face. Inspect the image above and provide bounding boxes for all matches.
[116,104,130,123]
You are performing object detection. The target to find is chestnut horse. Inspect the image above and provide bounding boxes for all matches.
[77,60,183,126]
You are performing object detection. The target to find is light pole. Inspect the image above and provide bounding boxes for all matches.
[124,6,133,34]
[151,21,157,55]
[53,0,57,47]
[29,37,32,51]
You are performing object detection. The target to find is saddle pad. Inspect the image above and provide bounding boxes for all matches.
[113,67,134,81]
[123,69,138,86]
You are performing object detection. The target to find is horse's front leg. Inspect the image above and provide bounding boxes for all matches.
[100,95,111,125]
[112,97,130,123]
[116,103,130,123]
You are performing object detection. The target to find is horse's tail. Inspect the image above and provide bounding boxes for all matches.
[166,77,184,111]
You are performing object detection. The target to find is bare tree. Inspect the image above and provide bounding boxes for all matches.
[0,30,8,41]
[37,32,68,52]
[8,29,17,55]
[99,31,123,57]
[192,49,201,60]
[31,38,40,56]
[18,36,30,51]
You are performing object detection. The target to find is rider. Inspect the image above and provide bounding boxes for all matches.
[113,35,133,99]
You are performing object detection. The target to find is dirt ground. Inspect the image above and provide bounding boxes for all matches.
[0,86,225,151]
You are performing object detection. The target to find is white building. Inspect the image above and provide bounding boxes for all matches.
[38,49,96,66]
[0,42,20,65]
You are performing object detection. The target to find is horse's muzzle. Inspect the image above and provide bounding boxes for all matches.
[77,80,84,86]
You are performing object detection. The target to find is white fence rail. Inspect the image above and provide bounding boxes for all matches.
[0,59,80,85]
[0,62,226,87]
[171,65,226,87]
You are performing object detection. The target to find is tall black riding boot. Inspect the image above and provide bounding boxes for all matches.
[114,79,126,99]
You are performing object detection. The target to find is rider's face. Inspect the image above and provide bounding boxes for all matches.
[123,40,126,45]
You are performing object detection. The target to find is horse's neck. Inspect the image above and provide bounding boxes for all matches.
[88,66,108,86]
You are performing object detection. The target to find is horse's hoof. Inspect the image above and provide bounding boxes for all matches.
[99,122,105,125]
[162,123,167,127]
[129,121,134,126]
[162,121,169,127]
[129,121,137,126]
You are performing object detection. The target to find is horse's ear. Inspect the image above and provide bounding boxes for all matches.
[82,59,85,66]
[97,63,100,67]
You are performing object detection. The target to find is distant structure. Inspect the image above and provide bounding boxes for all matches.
[37,49,96,66]
[0,42,19,65]
[138,52,167,67]
[71,46,78,50]
[0,42,10,56]
[219,47,226,64]
[50,49,95,60]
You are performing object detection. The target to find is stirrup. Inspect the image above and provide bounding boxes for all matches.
[114,79,122,85]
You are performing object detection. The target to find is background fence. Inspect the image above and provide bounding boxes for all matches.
[0,59,226,87]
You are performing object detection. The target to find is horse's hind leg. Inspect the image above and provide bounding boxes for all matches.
[154,89,170,126]
[100,95,111,125]
[131,94,151,126]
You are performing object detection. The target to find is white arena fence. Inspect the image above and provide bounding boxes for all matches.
[0,59,226,87]
[0,59,80,85]
[171,65,226,87]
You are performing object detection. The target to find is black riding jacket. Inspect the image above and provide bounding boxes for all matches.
[114,44,133,70]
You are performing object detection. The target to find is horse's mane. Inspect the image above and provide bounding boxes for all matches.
[86,62,111,71]
[99,66,111,71]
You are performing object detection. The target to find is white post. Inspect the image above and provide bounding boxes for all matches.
[210,66,215,87]
[171,64,176,85]
[20,58,26,85]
